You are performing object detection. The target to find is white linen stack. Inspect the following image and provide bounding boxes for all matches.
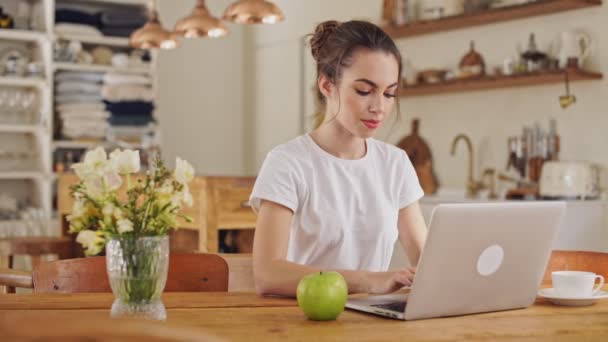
[55,71,110,140]
[102,73,156,144]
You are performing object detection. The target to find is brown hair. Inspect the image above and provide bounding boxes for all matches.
[309,20,403,129]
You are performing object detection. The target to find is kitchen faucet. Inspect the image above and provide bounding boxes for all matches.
[450,134,498,199]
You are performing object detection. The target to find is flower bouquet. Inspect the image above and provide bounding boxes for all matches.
[67,147,195,320]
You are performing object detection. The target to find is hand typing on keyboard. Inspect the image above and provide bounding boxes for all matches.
[367,266,416,294]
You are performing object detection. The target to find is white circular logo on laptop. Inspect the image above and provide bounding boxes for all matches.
[477,244,504,276]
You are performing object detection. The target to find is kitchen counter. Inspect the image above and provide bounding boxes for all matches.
[390,189,608,269]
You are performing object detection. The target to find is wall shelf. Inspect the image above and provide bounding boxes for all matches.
[383,0,602,39]
[54,34,130,47]
[71,0,152,6]
[52,140,104,150]
[54,62,151,75]
[398,69,603,97]
[0,29,47,42]
[0,171,45,180]
[0,77,46,88]
[0,124,41,133]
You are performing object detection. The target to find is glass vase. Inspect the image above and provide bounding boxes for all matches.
[106,235,169,320]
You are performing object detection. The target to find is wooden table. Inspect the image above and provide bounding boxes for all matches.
[1,292,608,341]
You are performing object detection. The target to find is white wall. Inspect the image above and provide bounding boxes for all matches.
[247,0,383,172]
[157,0,247,175]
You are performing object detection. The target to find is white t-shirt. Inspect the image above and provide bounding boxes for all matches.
[250,134,423,272]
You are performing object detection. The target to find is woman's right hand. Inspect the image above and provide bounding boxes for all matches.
[367,267,416,294]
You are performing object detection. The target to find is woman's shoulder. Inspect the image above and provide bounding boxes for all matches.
[267,135,310,157]
[368,138,409,163]
[263,135,313,168]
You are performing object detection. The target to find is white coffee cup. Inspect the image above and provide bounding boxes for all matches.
[552,271,604,298]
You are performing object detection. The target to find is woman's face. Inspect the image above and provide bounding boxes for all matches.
[321,48,399,138]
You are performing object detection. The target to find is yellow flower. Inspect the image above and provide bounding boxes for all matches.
[76,230,106,256]
[117,219,134,234]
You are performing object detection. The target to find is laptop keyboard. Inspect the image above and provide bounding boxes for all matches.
[371,301,407,313]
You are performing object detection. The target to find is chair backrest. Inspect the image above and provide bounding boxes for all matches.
[0,268,33,291]
[220,254,255,292]
[542,250,608,285]
[32,253,229,293]
[203,177,257,253]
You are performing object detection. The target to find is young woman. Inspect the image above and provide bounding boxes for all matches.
[249,20,427,297]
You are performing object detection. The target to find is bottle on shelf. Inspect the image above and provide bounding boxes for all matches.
[0,7,14,29]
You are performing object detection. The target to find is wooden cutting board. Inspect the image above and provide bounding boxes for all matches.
[396,119,439,195]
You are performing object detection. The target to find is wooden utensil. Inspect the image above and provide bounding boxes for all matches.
[396,119,439,195]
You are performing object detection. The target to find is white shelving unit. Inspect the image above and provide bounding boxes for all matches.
[0,124,41,133]
[0,171,46,180]
[0,0,157,236]
[0,76,46,88]
[0,29,47,42]
[0,0,53,236]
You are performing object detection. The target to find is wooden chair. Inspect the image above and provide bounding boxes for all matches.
[542,250,608,285]
[0,236,73,293]
[220,253,255,292]
[0,253,228,293]
[57,174,257,255]
[202,177,257,253]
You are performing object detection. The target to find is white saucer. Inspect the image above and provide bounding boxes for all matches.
[538,288,608,306]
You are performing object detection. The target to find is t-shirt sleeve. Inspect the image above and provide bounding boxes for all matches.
[249,150,300,213]
[399,151,425,209]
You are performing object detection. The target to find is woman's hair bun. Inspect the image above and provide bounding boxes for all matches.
[309,20,341,61]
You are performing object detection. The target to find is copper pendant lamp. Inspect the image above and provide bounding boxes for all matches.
[223,0,285,25]
[130,3,177,50]
[174,0,228,38]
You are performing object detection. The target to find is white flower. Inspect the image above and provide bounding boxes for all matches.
[76,230,104,256]
[174,157,194,185]
[103,169,122,191]
[182,185,193,207]
[113,207,124,220]
[82,177,104,199]
[157,181,174,195]
[117,219,134,234]
[71,198,86,218]
[102,202,116,217]
[76,230,95,246]
[109,149,140,175]
[71,147,109,179]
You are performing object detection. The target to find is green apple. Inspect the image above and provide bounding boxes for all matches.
[297,271,348,321]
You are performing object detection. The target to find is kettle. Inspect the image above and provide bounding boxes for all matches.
[539,161,601,199]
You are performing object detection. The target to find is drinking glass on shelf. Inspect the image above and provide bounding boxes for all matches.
[19,89,37,124]
[6,88,20,122]
[0,87,9,123]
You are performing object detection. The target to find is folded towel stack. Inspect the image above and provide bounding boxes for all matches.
[99,8,148,38]
[55,71,110,140]
[55,7,103,37]
[54,6,147,38]
[103,73,156,142]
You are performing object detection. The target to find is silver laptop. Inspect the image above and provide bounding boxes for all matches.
[346,201,566,320]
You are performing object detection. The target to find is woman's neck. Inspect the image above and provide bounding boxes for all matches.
[310,119,367,160]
